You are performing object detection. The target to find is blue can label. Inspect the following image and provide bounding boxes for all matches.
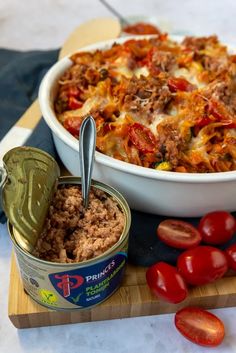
[48,253,127,307]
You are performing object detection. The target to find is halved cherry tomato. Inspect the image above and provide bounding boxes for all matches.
[195,116,214,127]
[199,210,235,245]
[146,262,188,303]
[68,97,83,110]
[67,86,81,98]
[64,117,83,137]
[177,246,228,285]
[175,307,225,347]
[208,99,236,127]
[208,99,224,120]
[157,219,202,249]
[167,77,195,92]
[225,243,236,271]
[140,47,160,74]
[129,123,157,153]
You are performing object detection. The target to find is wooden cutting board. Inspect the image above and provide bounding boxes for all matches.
[8,254,236,328]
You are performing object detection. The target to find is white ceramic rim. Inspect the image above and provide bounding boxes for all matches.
[39,35,236,184]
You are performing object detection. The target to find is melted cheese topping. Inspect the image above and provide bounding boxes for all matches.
[55,35,236,172]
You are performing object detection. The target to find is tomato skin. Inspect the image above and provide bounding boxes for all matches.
[146,262,188,303]
[199,211,235,245]
[168,77,194,92]
[175,307,225,347]
[67,86,81,98]
[64,117,82,137]
[129,123,157,153]
[225,243,236,271]
[208,99,236,127]
[177,246,228,286]
[140,47,162,75]
[157,219,202,249]
[195,116,213,127]
[68,97,83,110]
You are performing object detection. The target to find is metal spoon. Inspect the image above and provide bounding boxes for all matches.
[98,0,130,26]
[79,116,96,209]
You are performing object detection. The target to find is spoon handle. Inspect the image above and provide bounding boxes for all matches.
[98,0,129,26]
[79,116,96,209]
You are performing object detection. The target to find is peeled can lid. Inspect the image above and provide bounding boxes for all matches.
[1,146,60,252]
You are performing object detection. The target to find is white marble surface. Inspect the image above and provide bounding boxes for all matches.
[1,1,236,352]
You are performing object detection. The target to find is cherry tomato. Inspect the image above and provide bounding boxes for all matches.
[225,243,236,271]
[123,22,161,35]
[67,86,81,98]
[195,116,214,127]
[175,307,225,347]
[68,96,83,110]
[146,262,188,303]
[64,117,83,137]
[129,123,157,153]
[208,99,236,127]
[157,219,202,249]
[167,77,195,92]
[208,99,225,120]
[199,210,235,245]
[140,47,161,74]
[177,246,228,285]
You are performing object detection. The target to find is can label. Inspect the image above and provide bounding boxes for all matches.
[48,252,127,307]
[8,174,131,310]
[14,237,129,309]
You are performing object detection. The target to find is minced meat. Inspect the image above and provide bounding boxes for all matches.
[33,184,125,263]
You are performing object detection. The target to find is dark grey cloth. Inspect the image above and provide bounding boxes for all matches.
[0,49,58,138]
[0,48,58,222]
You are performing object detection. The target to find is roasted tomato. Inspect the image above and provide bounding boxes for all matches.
[64,117,83,137]
[225,243,236,271]
[167,77,195,92]
[177,246,228,285]
[68,97,83,110]
[175,307,225,347]
[129,123,157,153]
[146,262,188,303]
[157,219,202,249]
[199,210,235,245]
[195,116,214,127]
[67,86,81,98]
[123,22,161,35]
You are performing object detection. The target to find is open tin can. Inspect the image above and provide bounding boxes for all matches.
[1,147,131,310]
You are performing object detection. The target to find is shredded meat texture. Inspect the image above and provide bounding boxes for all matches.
[123,75,172,122]
[33,185,125,263]
[151,50,177,73]
[156,119,187,167]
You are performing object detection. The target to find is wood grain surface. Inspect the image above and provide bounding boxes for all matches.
[8,254,236,329]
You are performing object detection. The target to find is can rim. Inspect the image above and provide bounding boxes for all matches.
[9,176,131,268]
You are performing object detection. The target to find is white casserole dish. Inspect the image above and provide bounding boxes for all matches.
[38,35,236,217]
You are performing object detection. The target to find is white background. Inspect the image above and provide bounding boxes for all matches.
[0,0,236,50]
[1,1,236,352]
